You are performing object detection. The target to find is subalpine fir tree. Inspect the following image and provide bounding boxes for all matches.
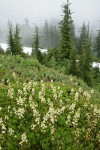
[14,24,23,55]
[59,0,72,59]
[95,29,100,58]
[8,24,15,54]
[78,26,93,86]
[32,26,42,63]
[77,23,87,53]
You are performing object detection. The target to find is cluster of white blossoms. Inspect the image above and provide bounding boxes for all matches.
[83,91,91,101]
[18,89,23,95]
[73,128,80,143]
[39,83,46,103]
[13,107,25,119]
[69,103,76,113]
[19,133,28,146]
[50,83,58,100]
[75,92,79,101]
[0,118,6,134]
[29,96,40,125]
[8,87,14,99]
[66,114,71,125]
[8,128,14,135]
[66,102,76,125]
[41,99,67,133]
[16,96,26,106]
[92,105,100,125]
[78,87,83,94]
[72,108,80,127]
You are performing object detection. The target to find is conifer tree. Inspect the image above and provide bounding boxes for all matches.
[59,0,72,59]
[8,24,15,54]
[77,23,87,53]
[32,26,42,63]
[14,24,23,55]
[78,26,93,86]
[95,29,100,58]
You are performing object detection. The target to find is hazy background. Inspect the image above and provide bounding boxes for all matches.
[0,0,100,27]
[0,0,100,47]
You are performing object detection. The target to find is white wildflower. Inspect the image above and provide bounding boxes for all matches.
[16,96,25,106]
[31,124,36,130]
[4,115,9,120]
[69,103,76,112]
[8,128,14,135]
[75,92,79,101]
[8,88,14,99]
[14,108,25,119]
[0,107,2,111]
[19,133,28,145]
[12,72,16,79]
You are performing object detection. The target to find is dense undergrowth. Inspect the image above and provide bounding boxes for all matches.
[0,55,69,83]
[0,55,100,150]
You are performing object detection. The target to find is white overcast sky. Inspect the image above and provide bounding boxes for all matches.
[0,0,100,27]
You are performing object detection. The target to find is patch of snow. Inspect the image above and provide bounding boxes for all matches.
[23,47,32,54]
[0,43,8,51]
[92,62,100,69]
[39,48,47,53]
[0,43,48,54]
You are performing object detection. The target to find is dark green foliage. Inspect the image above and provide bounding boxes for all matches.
[95,29,100,58]
[32,26,42,63]
[59,0,72,59]
[8,24,14,54]
[78,38,93,86]
[77,23,87,53]
[93,67,100,91]
[8,24,23,55]
[68,46,77,75]
[14,25,23,55]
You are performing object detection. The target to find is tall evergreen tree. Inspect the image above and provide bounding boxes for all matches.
[95,29,100,58]
[14,24,23,55]
[8,24,15,54]
[78,26,93,86]
[77,23,87,53]
[32,26,42,63]
[59,0,72,59]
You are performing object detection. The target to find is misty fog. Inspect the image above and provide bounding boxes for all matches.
[0,0,100,46]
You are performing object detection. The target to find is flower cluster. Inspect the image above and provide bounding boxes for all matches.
[19,133,28,146]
